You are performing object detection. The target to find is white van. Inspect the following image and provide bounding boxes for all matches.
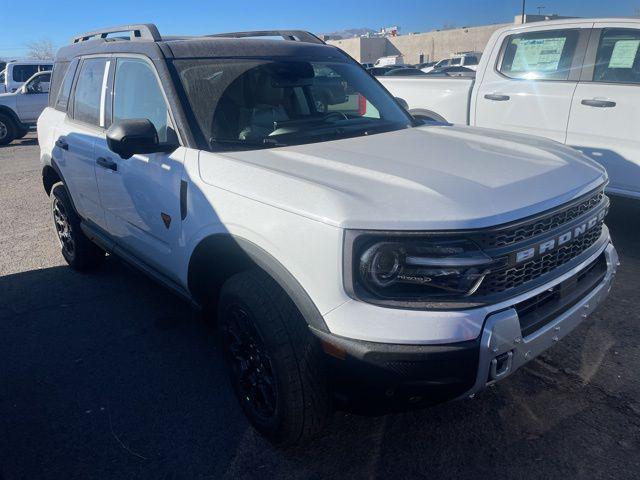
[0,60,53,94]
[374,55,404,67]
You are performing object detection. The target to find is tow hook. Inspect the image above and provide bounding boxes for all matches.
[490,351,513,381]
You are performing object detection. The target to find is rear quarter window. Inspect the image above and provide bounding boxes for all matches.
[49,61,70,107]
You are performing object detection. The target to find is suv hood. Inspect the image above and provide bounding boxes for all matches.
[200,124,607,230]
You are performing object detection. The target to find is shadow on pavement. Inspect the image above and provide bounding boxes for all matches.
[0,197,638,479]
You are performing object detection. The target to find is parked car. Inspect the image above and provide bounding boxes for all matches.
[39,24,617,445]
[0,70,51,145]
[381,18,640,200]
[374,55,404,67]
[367,65,405,76]
[383,67,427,76]
[415,61,436,70]
[0,60,53,94]
[424,66,476,78]
[361,62,374,69]
[422,53,481,73]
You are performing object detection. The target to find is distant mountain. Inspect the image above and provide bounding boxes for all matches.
[321,28,377,39]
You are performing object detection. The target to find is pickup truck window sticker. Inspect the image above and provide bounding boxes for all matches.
[608,40,640,69]
[511,37,567,72]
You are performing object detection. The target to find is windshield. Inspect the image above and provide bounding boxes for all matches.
[174,58,413,151]
[0,69,5,83]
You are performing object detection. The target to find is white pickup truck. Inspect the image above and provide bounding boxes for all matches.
[380,18,640,200]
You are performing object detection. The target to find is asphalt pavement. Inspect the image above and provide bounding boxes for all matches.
[1,134,639,479]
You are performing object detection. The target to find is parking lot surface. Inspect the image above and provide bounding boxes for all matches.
[1,134,639,480]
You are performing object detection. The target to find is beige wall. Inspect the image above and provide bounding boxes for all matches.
[328,23,509,64]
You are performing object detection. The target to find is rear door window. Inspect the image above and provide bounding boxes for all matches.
[499,29,580,80]
[72,58,108,126]
[592,28,640,84]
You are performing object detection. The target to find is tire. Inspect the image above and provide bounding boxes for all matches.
[15,128,29,140]
[0,113,16,146]
[51,182,105,271]
[218,269,330,445]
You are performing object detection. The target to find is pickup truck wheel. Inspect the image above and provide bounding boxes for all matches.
[15,128,29,140]
[51,182,105,271]
[218,269,329,445]
[0,113,16,146]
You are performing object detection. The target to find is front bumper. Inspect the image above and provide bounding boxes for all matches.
[313,242,618,411]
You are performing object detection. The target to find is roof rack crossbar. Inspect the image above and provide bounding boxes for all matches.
[206,30,325,45]
[71,24,161,44]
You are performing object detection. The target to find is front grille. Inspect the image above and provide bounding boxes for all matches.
[477,220,604,296]
[514,253,607,337]
[475,189,604,249]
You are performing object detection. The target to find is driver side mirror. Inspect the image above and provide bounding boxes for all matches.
[106,119,178,160]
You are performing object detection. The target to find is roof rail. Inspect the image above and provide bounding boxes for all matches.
[206,30,325,45]
[71,24,161,44]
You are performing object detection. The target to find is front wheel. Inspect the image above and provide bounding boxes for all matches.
[218,269,330,445]
[0,113,16,146]
[51,182,105,271]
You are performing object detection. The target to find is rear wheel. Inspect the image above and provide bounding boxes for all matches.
[0,113,16,146]
[51,182,105,271]
[218,269,330,445]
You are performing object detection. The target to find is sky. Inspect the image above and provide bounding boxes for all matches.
[1,0,639,58]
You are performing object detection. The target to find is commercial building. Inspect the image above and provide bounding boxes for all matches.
[327,14,575,64]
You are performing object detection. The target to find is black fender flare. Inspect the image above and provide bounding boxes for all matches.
[42,158,81,216]
[188,234,329,332]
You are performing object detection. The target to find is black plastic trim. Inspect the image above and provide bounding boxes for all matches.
[311,327,480,411]
[180,180,188,220]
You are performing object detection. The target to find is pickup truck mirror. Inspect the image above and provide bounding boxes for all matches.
[106,119,178,160]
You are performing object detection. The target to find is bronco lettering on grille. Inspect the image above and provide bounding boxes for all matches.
[515,208,607,264]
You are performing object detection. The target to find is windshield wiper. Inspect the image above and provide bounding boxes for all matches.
[209,137,287,150]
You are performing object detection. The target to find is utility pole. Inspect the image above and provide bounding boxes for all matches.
[521,0,526,24]
[537,5,546,15]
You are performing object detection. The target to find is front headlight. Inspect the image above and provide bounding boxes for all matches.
[344,232,503,308]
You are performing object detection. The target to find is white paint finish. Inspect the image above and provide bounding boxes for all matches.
[473,21,594,143]
[568,82,640,199]
[381,19,640,198]
[378,76,473,124]
[53,114,105,227]
[566,20,640,200]
[199,125,605,231]
[180,152,347,315]
[94,138,187,281]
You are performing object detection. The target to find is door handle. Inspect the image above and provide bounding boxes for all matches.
[96,157,117,171]
[581,99,616,108]
[484,93,510,101]
[55,138,69,150]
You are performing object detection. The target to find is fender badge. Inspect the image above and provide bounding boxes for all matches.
[161,213,172,229]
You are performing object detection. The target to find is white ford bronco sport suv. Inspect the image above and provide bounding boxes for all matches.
[38,24,618,445]
[0,70,51,145]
